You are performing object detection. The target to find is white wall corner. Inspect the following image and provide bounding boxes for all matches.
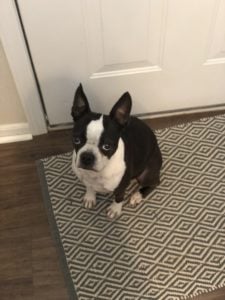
[0,122,32,144]
[0,0,47,135]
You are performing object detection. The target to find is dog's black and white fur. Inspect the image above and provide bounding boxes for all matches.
[71,84,162,218]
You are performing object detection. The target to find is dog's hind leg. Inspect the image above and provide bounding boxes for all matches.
[129,167,160,206]
[139,167,160,197]
[130,144,162,206]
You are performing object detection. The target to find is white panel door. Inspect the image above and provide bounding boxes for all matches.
[18,0,225,125]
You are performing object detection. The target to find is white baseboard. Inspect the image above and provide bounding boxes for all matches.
[0,122,32,144]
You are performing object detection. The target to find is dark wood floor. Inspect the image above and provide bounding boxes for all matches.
[1,111,225,300]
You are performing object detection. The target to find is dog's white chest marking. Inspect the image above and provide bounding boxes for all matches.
[72,138,126,193]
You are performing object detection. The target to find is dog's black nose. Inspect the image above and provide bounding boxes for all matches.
[80,152,95,168]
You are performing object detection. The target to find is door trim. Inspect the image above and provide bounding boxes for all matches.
[0,0,47,135]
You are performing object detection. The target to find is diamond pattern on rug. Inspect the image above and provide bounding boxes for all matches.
[40,115,225,300]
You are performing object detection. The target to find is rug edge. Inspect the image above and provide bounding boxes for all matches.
[36,160,78,300]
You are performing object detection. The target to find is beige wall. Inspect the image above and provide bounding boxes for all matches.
[0,39,27,125]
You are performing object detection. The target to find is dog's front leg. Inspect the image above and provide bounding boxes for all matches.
[83,186,96,209]
[106,174,130,218]
[106,193,124,219]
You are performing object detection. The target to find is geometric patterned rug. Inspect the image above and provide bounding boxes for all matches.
[37,115,225,300]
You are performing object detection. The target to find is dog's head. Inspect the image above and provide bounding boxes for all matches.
[71,84,132,172]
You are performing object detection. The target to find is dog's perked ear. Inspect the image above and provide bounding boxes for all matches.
[71,84,91,121]
[110,92,132,126]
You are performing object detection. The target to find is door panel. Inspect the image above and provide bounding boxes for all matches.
[205,0,225,63]
[18,0,225,125]
[84,0,165,78]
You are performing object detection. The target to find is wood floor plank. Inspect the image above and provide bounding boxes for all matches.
[0,227,32,281]
[0,278,33,300]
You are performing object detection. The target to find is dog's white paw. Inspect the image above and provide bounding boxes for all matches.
[107,201,123,218]
[83,192,96,209]
[130,191,143,207]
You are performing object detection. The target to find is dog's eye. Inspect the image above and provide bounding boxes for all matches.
[73,137,81,145]
[102,144,111,151]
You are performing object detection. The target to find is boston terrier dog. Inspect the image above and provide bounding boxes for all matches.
[71,84,162,218]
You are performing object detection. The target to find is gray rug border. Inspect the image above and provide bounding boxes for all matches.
[36,160,77,300]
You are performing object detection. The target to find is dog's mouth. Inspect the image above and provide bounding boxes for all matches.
[78,165,98,172]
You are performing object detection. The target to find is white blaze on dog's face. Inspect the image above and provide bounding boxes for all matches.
[73,115,114,171]
[81,116,106,171]
[71,84,132,173]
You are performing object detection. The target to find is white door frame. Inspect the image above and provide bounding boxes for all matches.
[0,0,47,135]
